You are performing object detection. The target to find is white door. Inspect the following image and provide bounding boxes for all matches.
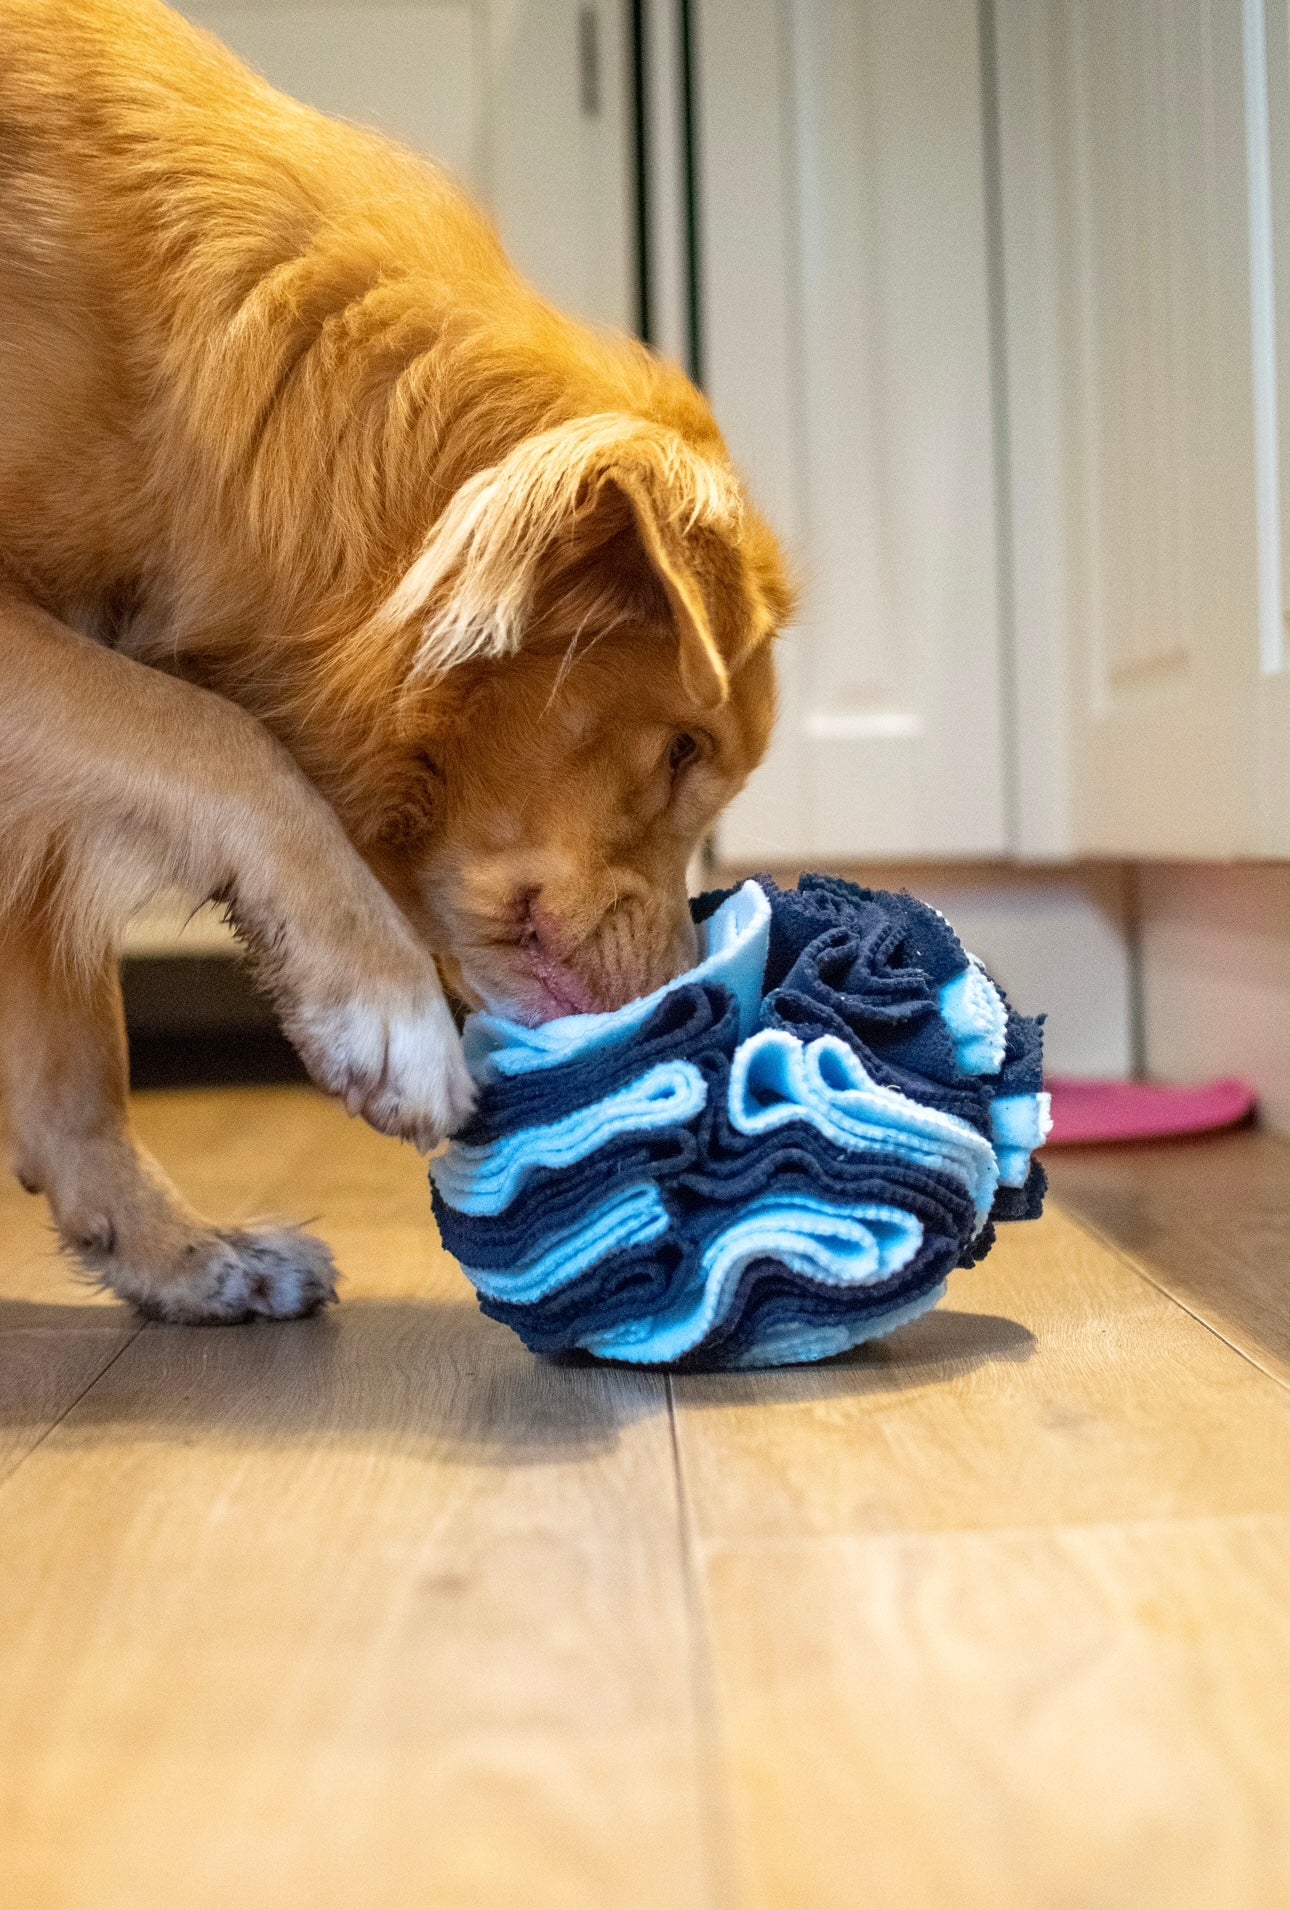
[179,0,636,332]
[697,0,1006,863]
[997,0,1270,858]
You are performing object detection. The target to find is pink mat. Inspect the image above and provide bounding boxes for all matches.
[1045,1076,1258,1146]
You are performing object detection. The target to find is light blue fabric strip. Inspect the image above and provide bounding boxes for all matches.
[724,1278,949,1370]
[937,959,1008,1077]
[990,1091,1053,1148]
[581,1195,925,1365]
[990,1091,1053,1187]
[727,1030,1000,1227]
[465,1182,670,1303]
[429,1060,707,1215]
[461,879,771,1080]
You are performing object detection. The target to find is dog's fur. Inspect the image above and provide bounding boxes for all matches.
[0,0,791,1322]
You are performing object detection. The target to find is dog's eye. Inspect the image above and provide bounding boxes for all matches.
[669,732,700,774]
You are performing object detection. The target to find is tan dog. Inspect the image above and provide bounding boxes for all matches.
[0,0,792,1323]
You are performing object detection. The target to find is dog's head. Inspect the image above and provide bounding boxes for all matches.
[364,411,792,1023]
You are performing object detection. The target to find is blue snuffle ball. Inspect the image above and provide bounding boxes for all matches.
[430,875,1050,1369]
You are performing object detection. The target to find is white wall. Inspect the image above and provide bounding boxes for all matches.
[1138,862,1290,1133]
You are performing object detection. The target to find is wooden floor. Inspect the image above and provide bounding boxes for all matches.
[2,1089,1289,1910]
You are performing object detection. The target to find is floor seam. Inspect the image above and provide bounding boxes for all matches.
[1055,1202,1290,1398]
[666,1373,739,1910]
[0,1323,145,1498]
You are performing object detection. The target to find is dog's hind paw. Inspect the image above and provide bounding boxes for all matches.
[84,1221,340,1325]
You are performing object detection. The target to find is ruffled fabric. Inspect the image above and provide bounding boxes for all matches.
[431,874,1049,1369]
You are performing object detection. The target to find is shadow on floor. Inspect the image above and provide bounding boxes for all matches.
[672,1305,1036,1412]
[0,1293,1035,1463]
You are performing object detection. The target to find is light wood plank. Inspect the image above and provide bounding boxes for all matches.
[0,1088,712,1910]
[9,1082,1290,1910]
[672,1205,1290,1908]
[128,1080,355,1221]
[0,1325,136,1486]
[1050,1130,1290,1384]
[702,1517,1290,1910]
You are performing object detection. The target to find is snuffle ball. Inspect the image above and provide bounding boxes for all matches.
[430,875,1050,1370]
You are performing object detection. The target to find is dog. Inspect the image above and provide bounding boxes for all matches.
[0,0,792,1323]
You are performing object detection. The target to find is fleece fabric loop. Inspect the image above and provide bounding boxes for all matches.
[991,1091,1055,1187]
[580,1197,925,1365]
[435,1128,698,1273]
[456,980,740,1149]
[938,960,1009,1076]
[429,1060,707,1214]
[728,1031,1000,1228]
[464,1182,671,1304]
[478,1220,965,1367]
[446,1139,978,1334]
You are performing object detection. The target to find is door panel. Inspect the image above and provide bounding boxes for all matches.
[1059,0,1261,852]
[699,0,1006,862]
[997,0,1269,857]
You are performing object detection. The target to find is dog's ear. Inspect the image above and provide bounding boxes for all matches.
[595,463,730,706]
[533,456,737,707]
[371,413,763,707]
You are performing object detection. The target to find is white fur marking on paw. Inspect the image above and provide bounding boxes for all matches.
[295,987,475,1151]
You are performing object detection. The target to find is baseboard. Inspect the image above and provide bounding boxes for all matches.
[121,952,273,1037]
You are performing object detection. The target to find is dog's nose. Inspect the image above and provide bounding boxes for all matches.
[518,889,570,960]
[511,878,691,1014]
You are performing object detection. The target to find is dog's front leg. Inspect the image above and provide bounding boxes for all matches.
[0,585,473,1317]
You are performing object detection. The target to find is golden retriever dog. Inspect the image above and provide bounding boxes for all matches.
[0,0,791,1322]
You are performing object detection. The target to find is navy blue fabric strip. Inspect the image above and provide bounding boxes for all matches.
[989,1154,1048,1222]
[685,1236,958,1369]
[436,1130,978,1278]
[997,998,1047,1098]
[459,1148,975,1342]
[758,872,971,993]
[433,1034,984,1275]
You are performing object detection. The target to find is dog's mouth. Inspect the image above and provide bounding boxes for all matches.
[443,936,610,1025]
[450,930,678,1026]
[429,881,698,1026]
[496,948,600,1024]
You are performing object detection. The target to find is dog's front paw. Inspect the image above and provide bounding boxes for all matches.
[290,981,476,1152]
